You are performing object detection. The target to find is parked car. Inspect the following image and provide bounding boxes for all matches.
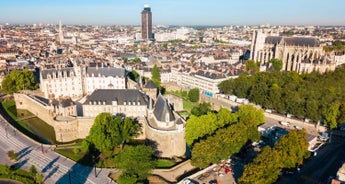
[280,121,290,126]
[294,125,302,130]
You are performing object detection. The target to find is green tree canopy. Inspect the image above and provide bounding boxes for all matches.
[115,145,156,181]
[188,88,200,102]
[239,129,310,184]
[240,146,282,184]
[1,69,37,94]
[151,64,161,88]
[274,129,310,168]
[269,58,283,71]
[132,57,141,63]
[83,113,140,152]
[191,102,212,116]
[323,102,340,129]
[188,105,263,168]
[218,65,345,127]
[127,70,139,82]
[245,60,259,74]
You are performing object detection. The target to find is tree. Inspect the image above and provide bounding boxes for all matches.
[191,121,254,168]
[274,129,310,168]
[83,113,140,152]
[189,106,261,168]
[117,173,139,184]
[73,148,80,154]
[0,165,9,175]
[239,129,310,184]
[115,145,156,181]
[323,102,340,129]
[1,69,37,94]
[30,165,38,175]
[162,43,168,50]
[338,99,345,124]
[188,88,200,102]
[185,113,218,146]
[122,57,129,63]
[132,57,141,63]
[151,64,161,88]
[245,60,259,74]
[191,102,211,116]
[127,70,139,82]
[270,58,283,71]
[240,147,282,184]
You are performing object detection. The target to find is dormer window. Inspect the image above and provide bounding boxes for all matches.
[165,112,170,122]
[124,101,126,105]
[89,101,92,105]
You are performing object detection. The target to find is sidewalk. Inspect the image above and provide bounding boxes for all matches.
[152,160,196,183]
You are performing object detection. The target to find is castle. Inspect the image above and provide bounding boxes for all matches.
[17,65,186,158]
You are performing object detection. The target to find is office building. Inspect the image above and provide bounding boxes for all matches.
[141,4,152,40]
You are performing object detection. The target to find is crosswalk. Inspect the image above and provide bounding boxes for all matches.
[0,117,114,184]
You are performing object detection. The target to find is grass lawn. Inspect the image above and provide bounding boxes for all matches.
[1,100,33,134]
[156,159,175,168]
[54,148,86,163]
[183,100,197,112]
[2,100,18,120]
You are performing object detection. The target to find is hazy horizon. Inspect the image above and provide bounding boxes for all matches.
[1,0,344,26]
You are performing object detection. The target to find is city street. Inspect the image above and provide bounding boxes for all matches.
[0,115,116,184]
[203,95,321,136]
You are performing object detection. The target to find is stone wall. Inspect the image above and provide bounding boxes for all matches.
[145,119,186,158]
[14,93,94,143]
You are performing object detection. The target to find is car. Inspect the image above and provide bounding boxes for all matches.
[280,121,290,126]
[265,109,272,113]
[294,125,302,130]
[183,178,198,184]
[318,132,329,141]
[209,179,218,184]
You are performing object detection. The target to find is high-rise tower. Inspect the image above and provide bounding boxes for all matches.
[141,4,152,40]
[59,20,63,43]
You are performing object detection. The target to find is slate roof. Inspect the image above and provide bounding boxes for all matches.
[265,36,319,47]
[41,67,75,79]
[86,67,125,77]
[153,94,175,122]
[144,80,157,89]
[50,98,75,107]
[284,37,319,47]
[265,36,283,44]
[60,98,75,107]
[83,89,147,106]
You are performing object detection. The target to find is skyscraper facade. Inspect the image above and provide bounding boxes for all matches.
[141,5,152,40]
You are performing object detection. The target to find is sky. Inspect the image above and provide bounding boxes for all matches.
[0,0,344,26]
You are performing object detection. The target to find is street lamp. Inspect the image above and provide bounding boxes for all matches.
[5,125,8,138]
[68,169,73,184]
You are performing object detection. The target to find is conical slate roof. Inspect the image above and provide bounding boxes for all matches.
[153,94,175,122]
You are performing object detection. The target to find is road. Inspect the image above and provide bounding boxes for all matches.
[0,115,116,184]
[203,96,321,136]
[277,134,345,184]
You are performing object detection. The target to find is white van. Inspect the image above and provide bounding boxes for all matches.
[280,121,290,126]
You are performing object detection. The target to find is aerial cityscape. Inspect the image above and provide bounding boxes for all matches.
[0,1,345,184]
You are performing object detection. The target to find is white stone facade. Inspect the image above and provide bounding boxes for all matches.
[40,66,126,99]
